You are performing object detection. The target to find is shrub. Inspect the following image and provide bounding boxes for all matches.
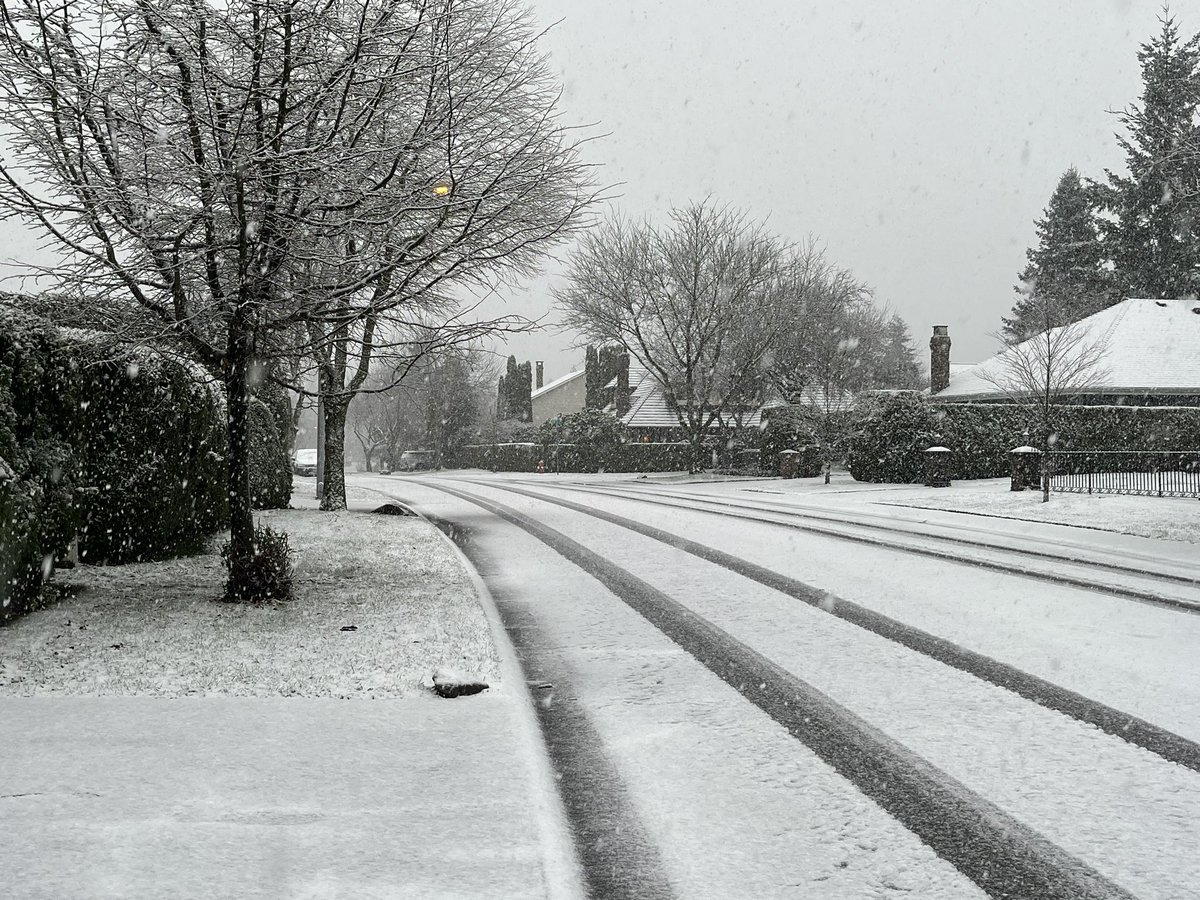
[248,396,292,509]
[222,523,293,603]
[537,409,626,449]
[761,406,817,474]
[846,392,946,483]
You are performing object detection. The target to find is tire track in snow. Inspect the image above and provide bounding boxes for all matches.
[421,511,675,900]
[473,479,1200,775]
[628,484,1200,588]
[421,479,1136,900]
[512,479,1200,613]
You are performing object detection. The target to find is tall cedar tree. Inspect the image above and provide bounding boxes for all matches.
[498,356,532,422]
[1098,13,1200,300]
[1004,169,1110,340]
[584,344,624,409]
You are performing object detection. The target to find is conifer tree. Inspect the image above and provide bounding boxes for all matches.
[1098,12,1200,301]
[1004,168,1110,340]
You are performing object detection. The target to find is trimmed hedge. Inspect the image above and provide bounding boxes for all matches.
[847,391,1200,483]
[75,344,228,563]
[1,307,83,621]
[1,304,293,617]
[456,441,694,473]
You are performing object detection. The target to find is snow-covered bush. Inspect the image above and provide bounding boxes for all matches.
[760,406,823,476]
[537,410,626,471]
[247,396,291,510]
[615,441,693,472]
[0,306,83,620]
[847,392,946,483]
[73,342,228,563]
[221,522,292,603]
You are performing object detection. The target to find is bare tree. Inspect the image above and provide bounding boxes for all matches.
[0,0,595,593]
[982,287,1110,501]
[346,344,494,470]
[556,201,791,472]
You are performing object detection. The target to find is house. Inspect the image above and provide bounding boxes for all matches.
[531,362,587,424]
[605,359,778,441]
[930,298,1200,406]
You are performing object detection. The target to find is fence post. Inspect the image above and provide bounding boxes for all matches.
[1087,470,1092,495]
[1158,467,1163,498]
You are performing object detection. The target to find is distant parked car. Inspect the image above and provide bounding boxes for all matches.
[292,448,318,476]
[397,450,437,471]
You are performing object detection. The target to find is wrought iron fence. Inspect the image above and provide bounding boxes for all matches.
[1049,451,1200,498]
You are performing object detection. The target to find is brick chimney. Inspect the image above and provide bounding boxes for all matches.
[930,326,951,394]
[535,361,544,390]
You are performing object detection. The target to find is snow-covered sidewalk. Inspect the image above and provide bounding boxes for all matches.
[0,489,577,899]
[0,696,555,899]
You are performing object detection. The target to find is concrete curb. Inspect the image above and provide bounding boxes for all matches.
[430,522,587,900]
[342,479,586,900]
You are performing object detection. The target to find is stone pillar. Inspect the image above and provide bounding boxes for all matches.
[930,325,951,394]
[535,361,544,390]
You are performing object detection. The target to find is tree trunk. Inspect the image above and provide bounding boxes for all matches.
[289,397,306,455]
[688,430,705,475]
[356,434,374,472]
[321,396,349,510]
[223,319,256,600]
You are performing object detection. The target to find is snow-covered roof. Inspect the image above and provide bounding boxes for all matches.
[935,298,1200,401]
[614,361,770,429]
[531,368,584,399]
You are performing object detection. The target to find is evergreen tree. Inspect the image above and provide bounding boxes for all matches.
[584,344,624,409]
[871,315,924,389]
[584,345,600,408]
[497,355,532,422]
[514,361,533,422]
[1098,12,1200,300]
[1005,168,1110,340]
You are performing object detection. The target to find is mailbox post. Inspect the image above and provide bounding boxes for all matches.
[1009,446,1041,492]
[924,446,952,488]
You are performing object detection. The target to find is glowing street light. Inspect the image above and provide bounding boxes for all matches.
[432,183,451,197]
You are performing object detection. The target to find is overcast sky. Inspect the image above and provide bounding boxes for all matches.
[0,1,1179,383]
[484,0,1176,383]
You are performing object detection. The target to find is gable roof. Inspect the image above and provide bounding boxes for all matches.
[610,361,770,429]
[531,368,585,400]
[935,297,1200,401]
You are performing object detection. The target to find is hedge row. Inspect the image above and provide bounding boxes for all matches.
[455,441,695,473]
[847,391,1200,483]
[1,308,82,621]
[1,306,291,620]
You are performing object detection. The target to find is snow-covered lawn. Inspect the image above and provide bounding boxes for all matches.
[875,481,1200,543]
[0,507,499,697]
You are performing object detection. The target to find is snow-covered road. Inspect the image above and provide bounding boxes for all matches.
[355,472,1199,900]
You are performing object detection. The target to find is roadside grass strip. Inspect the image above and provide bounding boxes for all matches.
[0,509,497,698]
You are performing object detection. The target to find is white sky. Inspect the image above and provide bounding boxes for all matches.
[484,0,1177,382]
